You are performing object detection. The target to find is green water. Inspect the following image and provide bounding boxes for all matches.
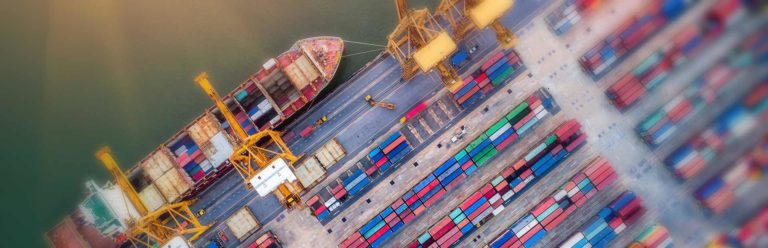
[0,0,435,246]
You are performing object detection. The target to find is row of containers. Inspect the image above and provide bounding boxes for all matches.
[627,225,674,248]
[634,56,743,146]
[338,90,559,248]
[451,50,523,108]
[579,0,699,79]
[306,131,413,222]
[664,81,767,180]
[410,122,594,248]
[473,156,619,248]
[693,133,768,214]
[560,192,647,248]
[707,206,768,247]
[246,231,283,248]
[605,0,747,110]
[545,0,601,36]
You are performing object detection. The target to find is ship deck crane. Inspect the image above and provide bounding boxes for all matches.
[387,0,462,92]
[437,0,517,49]
[364,95,396,110]
[194,72,304,209]
[95,147,209,247]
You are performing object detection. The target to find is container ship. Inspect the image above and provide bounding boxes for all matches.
[46,36,343,247]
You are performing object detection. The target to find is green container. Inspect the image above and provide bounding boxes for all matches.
[491,176,504,186]
[455,150,469,161]
[474,149,498,166]
[633,51,663,76]
[466,134,489,152]
[486,119,510,136]
[544,134,558,146]
[364,220,385,238]
[506,102,530,124]
[639,111,666,132]
[492,67,515,86]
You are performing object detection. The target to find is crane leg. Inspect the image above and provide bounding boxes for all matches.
[490,21,517,49]
[436,63,462,92]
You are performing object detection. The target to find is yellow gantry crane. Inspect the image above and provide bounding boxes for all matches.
[194,72,304,209]
[387,0,462,91]
[437,0,517,49]
[95,147,208,247]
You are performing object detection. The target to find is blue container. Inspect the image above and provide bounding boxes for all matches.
[661,0,686,20]
[435,159,458,177]
[697,179,724,199]
[491,231,516,248]
[456,152,471,165]
[395,204,408,214]
[523,229,547,248]
[380,207,394,218]
[464,197,488,216]
[370,150,385,163]
[611,192,637,211]
[469,139,492,157]
[414,175,436,193]
[487,57,510,76]
[389,146,411,164]
[440,168,464,187]
[388,141,409,157]
[437,162,461,182]
[531,153,554,172]
[460,223,475,235]
[464,165,478,175]
[369,148,383,160]
[360,216,384,235]
[421,185,443,202]
[455,81,478,99]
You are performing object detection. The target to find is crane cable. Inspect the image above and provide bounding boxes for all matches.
[342,48,384,58]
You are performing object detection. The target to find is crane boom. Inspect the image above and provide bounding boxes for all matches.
[95,146,209,247]
[195,72,249,142]
[95,147,148,216]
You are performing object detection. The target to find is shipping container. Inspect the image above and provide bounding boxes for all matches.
[410,121,593,248]
[708,207,768,247]
[488,157,617,248]
[247,231,283,248]
[581,0,699,79]
[693,134,768,214]
[545,0,601,35]
[635,62,739,146]
[560,192,647,248]
[664,82,767,179]
[340,91,558,247]
[138,183,167,212]
[627,224,673,248]
[452,50,524,107]
[225,207,261,241]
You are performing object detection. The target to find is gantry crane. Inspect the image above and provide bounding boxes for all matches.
[194,72,304,209]
[387,0,462,91]
[364,95,396,110]
[95,147,208,247]
[437,0,517,49]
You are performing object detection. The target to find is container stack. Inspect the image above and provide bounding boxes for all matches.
[580,0,699,79]
[561,192,647,248]
[636,64,738,146]
[665,83,767,179]
[167,133,214,182]
[214,99,260,137]
[339,92,557,248]
[368,132,412,173]
[307,133,411,222]
[606,0,750,109]
[627,225,673,248]
[605,23,711,110]
[406,120,591,248]
[452,50,523,108]
[693,135,768,214]
[233,81,279,130]
[246,231,282,248]
[545,0,601,35]
[487,157,617,248]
